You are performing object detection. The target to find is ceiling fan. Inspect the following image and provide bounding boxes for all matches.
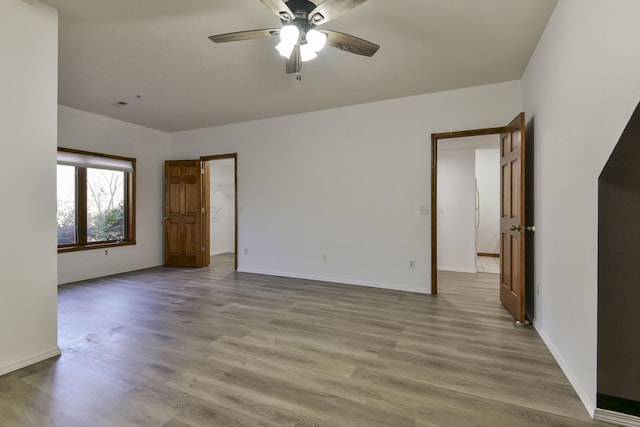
[208,0,379,80]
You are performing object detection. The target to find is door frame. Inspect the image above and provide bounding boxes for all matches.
[430,127,503,295]
[201,153,238,271]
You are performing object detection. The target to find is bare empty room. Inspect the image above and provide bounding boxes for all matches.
[2,0,640,425]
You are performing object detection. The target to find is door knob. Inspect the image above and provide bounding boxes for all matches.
[510,225,535,232]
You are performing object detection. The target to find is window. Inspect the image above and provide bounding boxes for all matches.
[57,148,136,252]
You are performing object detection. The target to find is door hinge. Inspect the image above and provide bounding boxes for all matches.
[201,168,205,174]
[202,246,205,252]
[201,208,205,214]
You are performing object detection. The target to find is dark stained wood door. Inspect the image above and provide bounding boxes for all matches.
[164,160,209,267]
[500,113,528,324]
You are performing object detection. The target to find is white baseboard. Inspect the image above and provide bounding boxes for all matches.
[0,346,61,376]
[437,266,478,274]
[595,408,640,427]
[212,250,236,256]
[533,322,596,416]
[237,267,430,294]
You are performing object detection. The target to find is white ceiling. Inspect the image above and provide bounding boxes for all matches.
[41,0,557,133]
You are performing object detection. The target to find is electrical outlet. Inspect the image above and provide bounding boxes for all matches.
[243,248,248,255]
[322,253,328,262]
[104,250,109,256]
[409,260,415,269]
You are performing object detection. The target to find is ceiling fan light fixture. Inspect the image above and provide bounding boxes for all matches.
[279,24,299,45]
[209,0,379,77]
[300,43,317,62]
[306,29,326,52]
[275,25,299,59]
[276,40,295,59]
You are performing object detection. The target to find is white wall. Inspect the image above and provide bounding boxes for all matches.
[170,81,522,293]
[0,0,60,375]
[475,147,500,255]
[522,0,640,415]
[437,149,477,273]
[210,161,235,255]
[57,106,170,284]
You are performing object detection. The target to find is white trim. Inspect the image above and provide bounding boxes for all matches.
[437,266,478,274]
[211,250,235,256]
[595,408,640,427]
[533,320,596,416]
[237,268,430,294]
[0,347,61,376]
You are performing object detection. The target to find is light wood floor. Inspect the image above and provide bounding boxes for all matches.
[0,255,607,426]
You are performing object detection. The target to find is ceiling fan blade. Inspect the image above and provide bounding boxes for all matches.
[259,0,296,21]
[208,29,279,43]
[286,45,301,74]
[322,30,379,57]
[308,0,368,25]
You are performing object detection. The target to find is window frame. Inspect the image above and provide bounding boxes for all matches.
[57,147,136,253]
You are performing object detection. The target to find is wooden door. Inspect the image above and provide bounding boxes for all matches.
[500,113,528,324]
[164,160,209,267]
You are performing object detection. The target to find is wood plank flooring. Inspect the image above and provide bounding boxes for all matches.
[0,255,607,426]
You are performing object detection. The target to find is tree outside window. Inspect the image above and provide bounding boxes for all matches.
[86,168,125,242]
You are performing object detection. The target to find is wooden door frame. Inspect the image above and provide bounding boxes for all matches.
[201,153,238,271]
[430,127,503,295]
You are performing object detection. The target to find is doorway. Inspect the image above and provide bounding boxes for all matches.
[203,154,238,270]
[164,153,238,270]
[431,126,504,293]
[430,113,531,324]
[436,134,501,275]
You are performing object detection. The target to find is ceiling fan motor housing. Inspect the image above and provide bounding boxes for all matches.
[281,0,322,24]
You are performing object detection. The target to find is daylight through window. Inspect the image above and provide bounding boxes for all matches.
[57,148,136,251]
